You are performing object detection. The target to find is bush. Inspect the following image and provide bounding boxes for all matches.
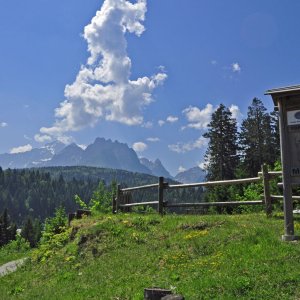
[75,181,117,213]
[41,207,68,243]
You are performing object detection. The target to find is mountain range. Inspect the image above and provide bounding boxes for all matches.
[174,166,206,184]
[0,138,205,182]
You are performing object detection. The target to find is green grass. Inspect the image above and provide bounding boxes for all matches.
[0,242,29,266]
[0,212,300,299]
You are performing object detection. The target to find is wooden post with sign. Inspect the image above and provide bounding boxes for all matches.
[266,85,300,241]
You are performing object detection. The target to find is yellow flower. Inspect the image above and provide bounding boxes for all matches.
[184,230,208,239]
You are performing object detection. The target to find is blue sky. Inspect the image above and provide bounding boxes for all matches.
[1,0,300,176]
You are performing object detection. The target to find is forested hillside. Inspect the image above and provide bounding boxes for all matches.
[0,166,204,226]
[36,166,160,186]
[0,168,97,225]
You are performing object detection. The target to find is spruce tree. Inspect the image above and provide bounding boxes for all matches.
[239,98,277,177]
[0,209,16,246]
[203,104,239,204]
[204,104,239,181]
[0,209,9,246]
[21,217,36,248]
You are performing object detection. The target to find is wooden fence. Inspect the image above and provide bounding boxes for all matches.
[112,165,300,216]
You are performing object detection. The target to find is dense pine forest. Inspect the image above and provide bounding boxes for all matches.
[0,168,98,225]
[0,166,204,227]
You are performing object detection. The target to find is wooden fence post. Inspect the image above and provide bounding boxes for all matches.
[262,164,272,217]
[158,177,164,215]
[112,195,116,214]
[114,184,121,214]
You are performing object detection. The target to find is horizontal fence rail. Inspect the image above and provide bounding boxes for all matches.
[113,165,296,216]
[166,200,263,208]
[257,171,282,177]
[119,201,159,208]
[167,177,261,189]
[121,183,158,192]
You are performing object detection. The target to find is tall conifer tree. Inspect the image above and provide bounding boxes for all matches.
[204,104,239,181]
[203,104,239,204]
[239,98,278,176]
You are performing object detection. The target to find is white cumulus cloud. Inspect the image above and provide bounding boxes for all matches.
[0,122,8,128]
[182,103,216,130]
[229,104,242,120]
[168,137,207,154]
[10,144,33,154]
[232,62,241,73]
[132,142,148,152]
[158,120,165,127]
[38,0,167,141]
[34,134,52,143]
[166,115,178,123]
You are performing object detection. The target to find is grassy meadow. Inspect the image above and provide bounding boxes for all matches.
[0,212,300,299]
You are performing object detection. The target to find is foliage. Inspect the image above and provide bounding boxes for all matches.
[74,194,88,209]
[75,180,117,213]
[0,234,30,265]
[5,235,30,252]
[90,180,116,213]
[41,207,68,243]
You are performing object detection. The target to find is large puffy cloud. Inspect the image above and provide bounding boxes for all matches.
[183,103,241,129]
[38,0,166,141]
[182,104,216,130]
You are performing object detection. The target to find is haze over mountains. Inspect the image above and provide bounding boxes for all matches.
[0,138,205,182]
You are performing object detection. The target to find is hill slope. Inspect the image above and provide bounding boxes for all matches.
[1,213,299,299]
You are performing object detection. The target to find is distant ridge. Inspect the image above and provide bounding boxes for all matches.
[0,141,65,169]
[174,166,206,184]
[0,138,171,178]
[139,157,172,179]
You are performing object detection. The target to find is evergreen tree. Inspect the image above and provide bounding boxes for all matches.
[33,219,42,246]
[0,209,16,246]
[203,104,239,181]
[21,217,36,248]
[0,209,9,246]
[239,98,277,176]
[203,104,239,205]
